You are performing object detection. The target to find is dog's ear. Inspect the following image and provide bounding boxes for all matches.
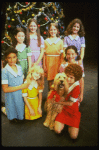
[64,80,69,94]
[54,80,58,91]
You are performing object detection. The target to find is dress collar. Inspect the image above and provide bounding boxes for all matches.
[26,80,38,90]
[5,64,22,77]
[30,35,37,40]
[68,35,79,41]
[46,38,60,45]
[68,81,79,94]
[16,44,26,53]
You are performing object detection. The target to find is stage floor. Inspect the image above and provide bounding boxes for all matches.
[1,62,98,147]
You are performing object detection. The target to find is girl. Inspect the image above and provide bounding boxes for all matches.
[26,18,44,67]
[59,45,85,102]
[55,63,82,140]
[64,18,85,61]
[1,47,30,121]
[13,27,32,79]
[44,23,64,90]
[22,65,44,120]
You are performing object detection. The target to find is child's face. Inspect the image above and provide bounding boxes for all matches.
[66,73,75,86]
[66,49,77,63]
[29,21,37,33]
[49,25,57,37]
[72,23,80,34]
[15,32,25,44]
[6,53,17,67]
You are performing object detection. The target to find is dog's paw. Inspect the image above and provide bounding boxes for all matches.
[43,121,49,127]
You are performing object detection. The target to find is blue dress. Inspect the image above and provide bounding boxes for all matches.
[1,64,24,120]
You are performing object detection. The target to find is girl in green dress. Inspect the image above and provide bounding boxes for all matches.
[12,27,32,79]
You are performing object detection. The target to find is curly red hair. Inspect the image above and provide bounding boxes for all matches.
[64,63,82,81]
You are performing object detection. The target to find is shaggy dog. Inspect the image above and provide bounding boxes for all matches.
[43,72,69,130]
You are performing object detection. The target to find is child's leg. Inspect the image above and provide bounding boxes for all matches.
[54,121,65,134]
[68,126,79,139]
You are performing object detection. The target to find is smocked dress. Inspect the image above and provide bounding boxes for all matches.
[30,35,44,66]
[1,64,24,120]
[44,38,63,81]
[16,44,32,79]
[63,35,85,56]
[55,81,81,128]
[22,80,43,120]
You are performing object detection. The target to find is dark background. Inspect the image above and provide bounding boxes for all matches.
[1,2,98,65]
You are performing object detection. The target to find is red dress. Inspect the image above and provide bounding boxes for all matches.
[55,81,81,128]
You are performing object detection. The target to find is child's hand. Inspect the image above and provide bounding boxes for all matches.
[29,108,35,116]
[78,93,83,102]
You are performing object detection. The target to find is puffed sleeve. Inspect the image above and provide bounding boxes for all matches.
[1,68,8,84]
[70,85,80,102]
[41,36,44,48]
[80,36,85,48]
[63,36,68,48]
[26,46,32,56]
[22,88,28,97]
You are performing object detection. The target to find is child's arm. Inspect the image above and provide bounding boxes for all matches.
[80,47,85,60]
[24,97,35,116]
[79,77,84,102]
[38,92,42,115]
[28,56,32,70]
[2,79,31,93]
[55,100,74,106]
[35,47,44,66]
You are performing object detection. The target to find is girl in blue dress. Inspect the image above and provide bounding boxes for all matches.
[1,47,30,121]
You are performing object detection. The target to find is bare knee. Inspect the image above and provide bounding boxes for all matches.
[68,126,79,139]
[54,121,64,134]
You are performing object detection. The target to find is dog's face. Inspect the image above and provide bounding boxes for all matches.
[54,73,68,94]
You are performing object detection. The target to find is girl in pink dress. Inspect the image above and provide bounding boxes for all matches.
[26,19,44,67]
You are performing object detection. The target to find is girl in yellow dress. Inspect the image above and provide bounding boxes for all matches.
[22,66,44,120]
[43,23,64,90]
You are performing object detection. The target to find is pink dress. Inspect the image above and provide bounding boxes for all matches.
[30,35,44,66]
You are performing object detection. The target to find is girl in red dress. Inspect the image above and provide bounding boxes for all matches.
[55,63,82,139]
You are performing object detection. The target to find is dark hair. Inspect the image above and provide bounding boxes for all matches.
[64,45,81,61]
[12,27,26,48]
[48,23,59,37]
[26,18,41,47]
[65,18,85,37]
[3,47,18,67]
[65,63,82,81]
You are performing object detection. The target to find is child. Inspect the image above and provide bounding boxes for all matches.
[44,23,64,90]
[22,65,44,120]
[13,27,32,79]
[26,18,44,67]
[59,45,84,102]
[55,63,82,140]
[1,47,30,121]
[64,18,85,61]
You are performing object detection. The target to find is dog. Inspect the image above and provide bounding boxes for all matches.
[43,72,69,130]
